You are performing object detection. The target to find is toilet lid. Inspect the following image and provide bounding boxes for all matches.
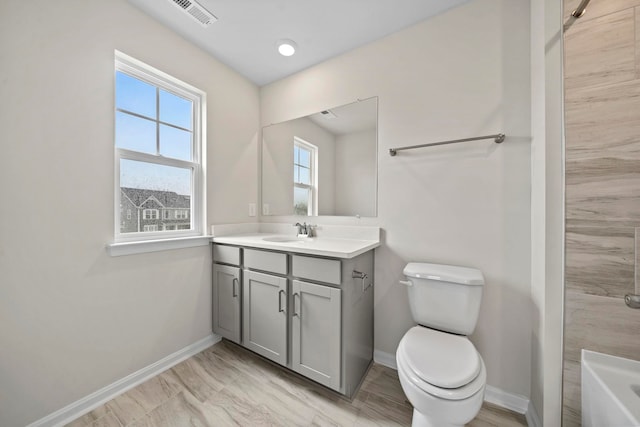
[399,326,481,389]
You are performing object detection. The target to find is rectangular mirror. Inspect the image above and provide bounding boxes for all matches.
[262,97,378,217]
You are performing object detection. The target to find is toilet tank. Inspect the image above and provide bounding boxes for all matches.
[403,262,484,335]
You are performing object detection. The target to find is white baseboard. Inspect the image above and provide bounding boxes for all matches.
[482,385,529,414]
[373,349,397,370]
[28,334,221,427]
[373,349,537,424]
[525,400,541,427]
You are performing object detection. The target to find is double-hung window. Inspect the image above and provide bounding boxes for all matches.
[114,51,205,243]
[293,137,317,216]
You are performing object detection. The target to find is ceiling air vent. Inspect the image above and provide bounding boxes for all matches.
[320,110,337,119]
[169,0,217,28]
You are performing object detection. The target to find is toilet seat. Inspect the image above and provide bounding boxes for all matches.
[397,326,486,401]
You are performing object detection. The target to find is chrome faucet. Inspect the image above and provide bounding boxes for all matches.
[294,222,315,237]
[294,222,307,236]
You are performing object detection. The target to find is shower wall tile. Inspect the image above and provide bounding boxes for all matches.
[565,80,640,162]
[636,8,640,79]
[564,290,640,364]
[564,0,640,21]
[565,226,635,297]
[636,228,640,293]
[563,2,640,423]
[565,158,640,226]
[564,9,635,90]
[562,361,581,427]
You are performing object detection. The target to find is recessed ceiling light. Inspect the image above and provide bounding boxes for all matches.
[277,39,297,57]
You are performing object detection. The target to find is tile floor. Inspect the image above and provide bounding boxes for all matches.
[66,340,527,427]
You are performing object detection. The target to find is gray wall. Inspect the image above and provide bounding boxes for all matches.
[334,129,377,217]
[261,0,533,398]
[0,1,259,425]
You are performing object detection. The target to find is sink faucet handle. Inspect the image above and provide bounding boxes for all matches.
[306,224,317,237]
[294,222,306,235]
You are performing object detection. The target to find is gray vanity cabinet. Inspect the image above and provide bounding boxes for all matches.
[211,242,374,398]
[242,270,288,365]
[212,262,241,343]
[291,279,341,390]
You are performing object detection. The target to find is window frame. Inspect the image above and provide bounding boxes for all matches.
[113,51,206,244]
[293,137,318,216]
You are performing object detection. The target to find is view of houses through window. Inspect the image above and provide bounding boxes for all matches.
[121,188,191,233]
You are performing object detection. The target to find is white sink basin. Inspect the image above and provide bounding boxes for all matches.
[262,236,304,243]
[582,350,640,427]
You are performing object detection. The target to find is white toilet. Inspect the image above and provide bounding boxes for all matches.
[396,262,486,427]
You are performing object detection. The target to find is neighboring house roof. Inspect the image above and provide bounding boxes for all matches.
[120,187,190,209]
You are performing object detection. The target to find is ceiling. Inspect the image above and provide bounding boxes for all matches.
[127,0,469,86]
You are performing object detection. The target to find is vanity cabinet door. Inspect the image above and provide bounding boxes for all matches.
[212,264,241,344]
[291,280,341,391]
[242,270,288,366]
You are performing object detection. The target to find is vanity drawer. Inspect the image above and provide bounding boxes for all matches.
[213,244,241,266]
[244,248,287,275]
[292,255,341,285]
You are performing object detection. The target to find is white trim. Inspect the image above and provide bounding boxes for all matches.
[484,385,529,414]
[526,400,542,427]
[106,235,211,256]
[28,334,221,427]
[373,349,533,419]
[373,349,397,370]
[113,50,206,244]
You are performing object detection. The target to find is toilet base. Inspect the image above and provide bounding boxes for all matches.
[397,346,485,427]
[411,408,460,427]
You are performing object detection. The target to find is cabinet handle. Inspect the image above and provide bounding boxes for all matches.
[232,278,238,298]
[293,292,300,317]
[278,289,286,313]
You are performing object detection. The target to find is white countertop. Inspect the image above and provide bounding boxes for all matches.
[212,233,380,259]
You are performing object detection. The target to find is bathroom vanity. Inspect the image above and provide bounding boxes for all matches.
[211,231,379,397]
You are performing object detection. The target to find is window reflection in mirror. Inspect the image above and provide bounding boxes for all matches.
[262,97,378,217]
[293,138,317,215]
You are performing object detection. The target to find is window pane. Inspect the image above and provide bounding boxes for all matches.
[294,145,299,163]
[116,72,156,119]
[160,124,191,161]
[293,165,299,183]
[116,112,156,154]
[298,147,310,167]
[119,159,192,234]
[294,187,309,216]
[160,90,192,130]
[298,166,310,185]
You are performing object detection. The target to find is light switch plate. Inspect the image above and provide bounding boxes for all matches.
[249,203,256,217]
[262,204,270,215]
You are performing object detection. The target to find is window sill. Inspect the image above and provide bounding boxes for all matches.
[106,235,212,257]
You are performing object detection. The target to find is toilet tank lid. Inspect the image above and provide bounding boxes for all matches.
[403,263,484,285]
